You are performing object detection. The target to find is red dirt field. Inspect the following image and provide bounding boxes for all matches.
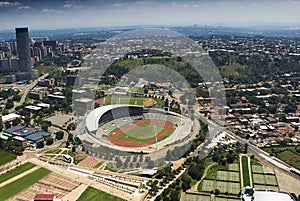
[106,119,174,147]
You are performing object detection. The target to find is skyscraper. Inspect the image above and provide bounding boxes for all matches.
[16,27,31,72]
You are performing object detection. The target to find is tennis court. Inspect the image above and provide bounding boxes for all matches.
[217,171,228,181]
[184,194,211,201]
[253,174,265,184]
[216,181,227,193]
[228,172,240,182]
[215,197,240,201]
[227,182,241,194]
[264,175,277,186]
[201,180,215,192]
[251,165,263,173]
[228,163,239,171]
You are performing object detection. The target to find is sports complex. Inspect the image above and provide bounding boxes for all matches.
[84,104,193,153]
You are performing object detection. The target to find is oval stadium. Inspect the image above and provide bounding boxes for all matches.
[83,104,193,153]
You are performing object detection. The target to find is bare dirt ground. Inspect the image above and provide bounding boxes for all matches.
[275,169,300,195]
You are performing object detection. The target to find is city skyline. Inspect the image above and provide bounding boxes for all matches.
[1,0,300,30]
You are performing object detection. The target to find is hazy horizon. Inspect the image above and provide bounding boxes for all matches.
[1,0,300,30]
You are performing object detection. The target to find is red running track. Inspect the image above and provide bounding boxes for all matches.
[106,119,174,147]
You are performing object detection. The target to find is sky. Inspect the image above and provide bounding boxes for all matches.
[1,0,300,30]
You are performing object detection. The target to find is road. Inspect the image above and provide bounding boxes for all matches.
[22,73,49,104]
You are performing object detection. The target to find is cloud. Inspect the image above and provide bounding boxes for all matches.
[0,1,20,7]
[42,8,63,14]
[63,3,81,8]
[17,5,30,10]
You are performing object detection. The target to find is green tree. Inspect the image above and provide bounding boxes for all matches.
[46,138,54,145]
[181,173,192,191]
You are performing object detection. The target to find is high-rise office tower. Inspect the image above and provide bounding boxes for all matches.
[16,27,32,72]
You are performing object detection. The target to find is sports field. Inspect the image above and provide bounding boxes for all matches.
[95,96,156,107]
[217,171,240,182]
[0,167,50,201]
[106,119,175,147]
[0,162,36,184]
[201,179,215,192]
[184,193,211,201]
[0,149,16,166]
[77,186,125,201]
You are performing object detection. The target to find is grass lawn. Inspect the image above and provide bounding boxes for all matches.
[263,146,300,169]
[0,162,36,184]
[117,124,167,144]
[34,65,59,75]
[0,149,16,166]
[77,186,125,201]
[277,150,300,169]
[44,149,61,154]
[0,167,51,201]
[242,156,250,187]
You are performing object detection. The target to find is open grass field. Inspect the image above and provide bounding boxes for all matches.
[263,146,300,169]
[107,120,175,147]
[77,186,125,201]
[0,149,16,166]
[241,156,251,187]
[0,162,36,184]
[277,150,300,169]
[0,167,50,201]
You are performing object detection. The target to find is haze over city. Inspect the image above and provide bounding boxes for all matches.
[1,0,300,30]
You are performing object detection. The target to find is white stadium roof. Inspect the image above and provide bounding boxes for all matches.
[85,105,142,133]
[253,191,294,201]
[244,189,295,201]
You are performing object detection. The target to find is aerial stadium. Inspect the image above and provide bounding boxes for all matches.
[84,104,193,153]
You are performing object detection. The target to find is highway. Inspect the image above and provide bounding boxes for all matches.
[12,73,49,111]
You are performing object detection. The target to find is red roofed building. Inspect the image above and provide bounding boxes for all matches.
[34,194,55,201]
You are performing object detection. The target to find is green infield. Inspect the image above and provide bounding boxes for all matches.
[117,124,167,144]
[0,149,16,166]
[0,162,36,184]
[77,186,125,201]
[0,167,51,201]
